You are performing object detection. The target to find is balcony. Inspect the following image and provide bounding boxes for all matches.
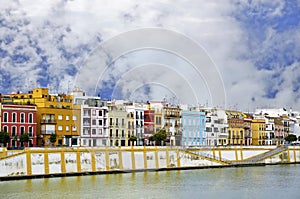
[165,123,172,127]
[165,114,181,118]
[175,123,182,128]
[40,119,56,124]
[41,130,55,135]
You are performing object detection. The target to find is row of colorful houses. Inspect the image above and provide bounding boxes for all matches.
[1,87,300,148]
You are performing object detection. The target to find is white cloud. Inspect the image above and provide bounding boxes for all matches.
[1,0,299,110]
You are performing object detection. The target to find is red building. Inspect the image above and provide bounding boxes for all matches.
[1,104,37,148]
[144,110,155,145]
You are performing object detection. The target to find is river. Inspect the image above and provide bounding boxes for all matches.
[1,164,300,199]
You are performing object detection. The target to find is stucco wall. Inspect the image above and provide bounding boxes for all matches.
[1,146,300,178]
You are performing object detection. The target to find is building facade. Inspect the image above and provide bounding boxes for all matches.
[1,104,37,148]
[108,103,128,146]
[181,109,206,147]
[204,108,228,146]
[8,88,81,147]
[226,111,245,145]
[144,109,155,145]
[252,116,266,145]
[163,105,182,146]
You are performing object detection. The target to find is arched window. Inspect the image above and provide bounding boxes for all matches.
[20,113,25,123]
[20,126,25,135]
[3,112,8,122]
[12,126,17,137]
[29,113,33,123]
[3,126,8,132]
[28,126,33,137]
[12,112,17,123]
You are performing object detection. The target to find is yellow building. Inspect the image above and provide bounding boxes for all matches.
[9,88,81,147]
[251,119,266,145]
[127,111,135,146]
[226,111,245,145]
[108,103,128,146]
[163,106,182,146]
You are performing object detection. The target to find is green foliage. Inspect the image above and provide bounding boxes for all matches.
[285,134,297,143]
[298,136,300,141]
[148,136,155,142]
[0,131,10,146]
[151,129,167,146]
[129,136,137,142]
[50,133,57,144]
[20,133,29,143]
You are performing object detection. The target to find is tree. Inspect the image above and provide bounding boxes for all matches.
[129,136,137,146]
[20,133,29,147]
[298,136,300,141]
[285,134,297,143]
[151,129,167,146]
[50,133,57,146]
[0,131,10,147]
[149,135,155,142]
[129,136,137,142]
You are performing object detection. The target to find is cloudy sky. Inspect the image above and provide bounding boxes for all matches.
[1,0,300,111]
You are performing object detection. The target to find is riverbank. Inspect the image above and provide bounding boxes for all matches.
[1,146,299,181]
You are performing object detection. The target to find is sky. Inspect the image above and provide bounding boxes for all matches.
[0,0,300,111]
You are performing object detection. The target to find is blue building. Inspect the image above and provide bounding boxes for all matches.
[181,109,206,147]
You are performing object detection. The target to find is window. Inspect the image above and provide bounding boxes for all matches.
[92,129,96,135]
[3,112,8,122]
[58,115,63,120]
[29,113,33,123]
[99,120,102,126]
[66,115,69,121]
[28,126,33,137]
[58,126,63,131]
[110,129,113,137]
[66,126,69,131]
[20,126,25,135]
[20,113,25,123]
[72,126,77,131]
[99,129,102,135]
[116,129,119,137]
[206,127,212,132]
[12,112,17,123]
[83,128,90,135]
[72,116,77,121]
[99,110,103,116]
[84,110,89,116]
[122,130,125,137]
[12,126,16,136]
[92,110,96,116]
[92,119,96,125]
[3,126,8,133]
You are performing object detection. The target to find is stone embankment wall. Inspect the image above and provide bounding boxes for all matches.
[0,146,299,179]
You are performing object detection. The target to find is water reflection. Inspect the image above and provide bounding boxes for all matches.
[1,165,300,199]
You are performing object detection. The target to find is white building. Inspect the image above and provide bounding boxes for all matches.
[73,89,109,147]
[203,108,228,146]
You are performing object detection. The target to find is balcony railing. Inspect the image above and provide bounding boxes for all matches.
[41,130,55,135]
[40,119,56,124]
